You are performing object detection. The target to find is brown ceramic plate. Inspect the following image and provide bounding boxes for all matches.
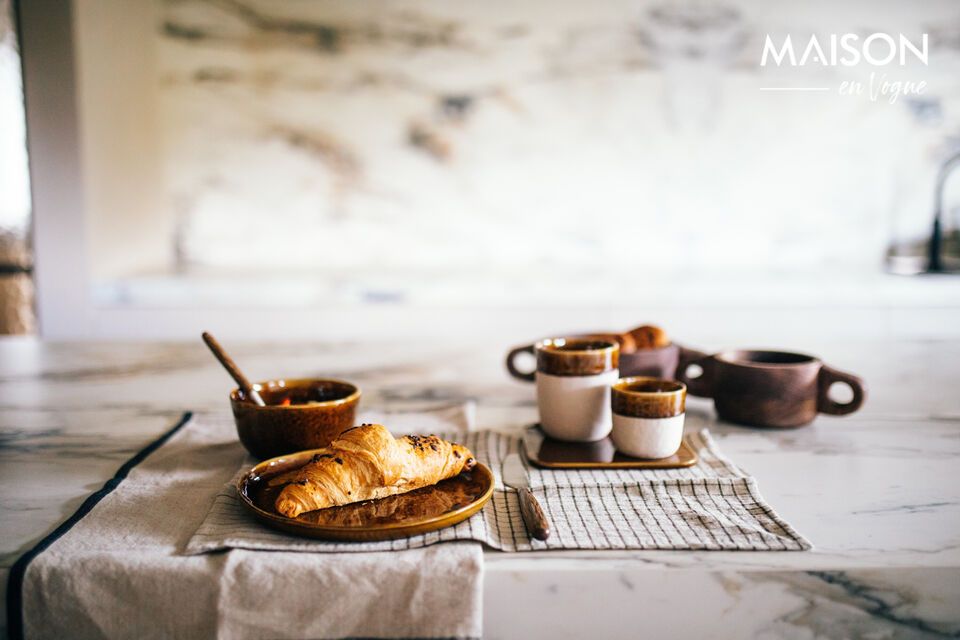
[523,425,698,469]
[236,448,494,541]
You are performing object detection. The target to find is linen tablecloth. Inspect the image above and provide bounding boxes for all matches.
[10,406,483,640]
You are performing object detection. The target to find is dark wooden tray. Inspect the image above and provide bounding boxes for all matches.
[522,425,698,469]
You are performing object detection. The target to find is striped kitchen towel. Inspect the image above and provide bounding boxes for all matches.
[185,428,810,553]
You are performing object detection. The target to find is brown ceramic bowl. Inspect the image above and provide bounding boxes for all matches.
[230,378,360,460]
[618,344,681,379]
[677,349,866,428]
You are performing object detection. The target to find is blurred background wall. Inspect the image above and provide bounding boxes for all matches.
[15,0,960,340]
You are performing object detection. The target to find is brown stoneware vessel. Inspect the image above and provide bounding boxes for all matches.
[676,349,865,428]
[611,377,686,419]
[236,449,493,541]
[230,378,360,459]
[534,338,620,377]
[618,344,682,379]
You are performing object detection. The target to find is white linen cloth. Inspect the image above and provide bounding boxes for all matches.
[20,406,483,640]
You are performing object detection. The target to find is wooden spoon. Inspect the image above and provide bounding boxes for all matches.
[201,331,266,407]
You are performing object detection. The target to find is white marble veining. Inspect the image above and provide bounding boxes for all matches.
[153,0,960,276]
[75,0,960,304]
[1,335,959,637]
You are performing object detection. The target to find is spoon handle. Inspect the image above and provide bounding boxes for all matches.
[202,332,266,406]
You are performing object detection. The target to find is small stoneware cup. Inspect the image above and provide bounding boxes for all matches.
[524,338,619,442]
[230,378,360,459]
[610,377,686,459]
[676,349,866,428]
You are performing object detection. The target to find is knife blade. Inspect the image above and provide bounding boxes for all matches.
[502,453,550,541]
[522,426,544,461]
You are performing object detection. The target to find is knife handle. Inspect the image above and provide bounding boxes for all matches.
[517,487,550,541]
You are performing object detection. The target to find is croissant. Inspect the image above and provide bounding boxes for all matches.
[274,424,476,518]
[626,324,670,350]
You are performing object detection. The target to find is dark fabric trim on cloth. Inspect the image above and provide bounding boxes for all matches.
[5,412,193,640]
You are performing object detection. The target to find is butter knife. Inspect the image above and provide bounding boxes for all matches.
[502,453,550,541]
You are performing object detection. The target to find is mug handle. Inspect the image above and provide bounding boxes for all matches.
[676,347,715,397]
[506,344,536,382]
[817,365,866,415]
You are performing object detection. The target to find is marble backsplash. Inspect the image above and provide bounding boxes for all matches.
[147,1,960,288]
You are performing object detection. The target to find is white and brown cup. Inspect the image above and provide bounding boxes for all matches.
[610,377,686,458]
[515,338,619,442]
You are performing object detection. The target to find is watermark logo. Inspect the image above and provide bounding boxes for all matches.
[761,34,927,67]
[759,33,929,103]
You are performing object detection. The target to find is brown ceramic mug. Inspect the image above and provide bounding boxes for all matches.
[230,378,360,459]
[676,349,865,428]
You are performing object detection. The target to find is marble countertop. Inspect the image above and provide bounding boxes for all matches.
[2,336,959,637]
